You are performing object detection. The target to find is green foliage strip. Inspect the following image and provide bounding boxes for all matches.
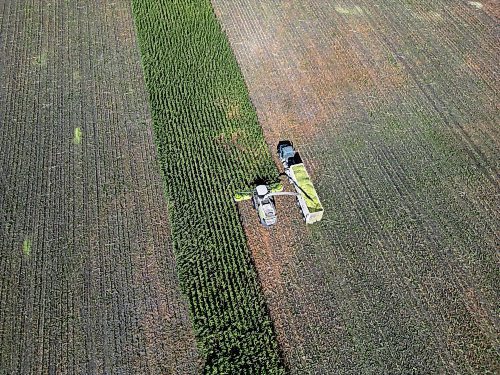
[131,0,284,373]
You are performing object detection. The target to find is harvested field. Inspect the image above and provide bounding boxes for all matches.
[213,0,500,373]
[0,0,198,373]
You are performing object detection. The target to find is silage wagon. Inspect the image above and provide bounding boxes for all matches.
[277,141,324,224]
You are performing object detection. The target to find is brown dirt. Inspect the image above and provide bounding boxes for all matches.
[482,0,500,19]
[240,198,312,368]
[213,0,499,373]
[0,0,198,373]
[214,1,406,146]
[241,199,305,295]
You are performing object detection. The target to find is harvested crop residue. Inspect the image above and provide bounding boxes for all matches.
[132,242,198,374]
[334,5,365,16]
[468,1,483,9]
[214,0,499,372]
[104,2,136,47]
[213,1,405,145]
[239,197,309,368]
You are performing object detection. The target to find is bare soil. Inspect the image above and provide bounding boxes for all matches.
[0,1,198,373]
[213,0,499,373]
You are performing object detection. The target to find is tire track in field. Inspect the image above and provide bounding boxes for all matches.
[451,1,500,51]
[407,2,500,141]
[362,138,497,371]
[352,0,500,188]
[315,127,498,373]
[356,0,500,117]
[336,0,500,148]
[399,3,500,145]
[328,6,499,231]
[416,2,499,95]
[372,13,500,219]
[316,176,441,371]
[336,144,456,371]
[403,0,499,84]
[353,5,500,218]
[375,143,498,329]
[320,2,500,368]
[326,0,499,281]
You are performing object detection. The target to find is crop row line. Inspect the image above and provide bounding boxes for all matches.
[131,0,284,372]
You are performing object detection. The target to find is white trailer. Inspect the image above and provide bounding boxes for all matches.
[277,141,324,224]
[286,164,323,223]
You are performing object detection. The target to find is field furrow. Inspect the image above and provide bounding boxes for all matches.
[0,0,198,373]
[213,0,499,373]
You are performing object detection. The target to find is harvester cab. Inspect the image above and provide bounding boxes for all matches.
[277,140,295,165]
[253,185,277,227]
